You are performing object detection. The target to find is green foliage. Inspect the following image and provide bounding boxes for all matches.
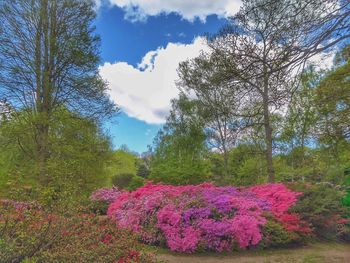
[289,183,349,240]
[0,0,118,199]
[279,66,321,151]
[47,110,113,194]
[212,144,266,186]
[111,173,145,190]
[86,200,109,215]
[260,219,294,248]
[0,109,113,198]
[108,149,138,177]
[235,157,267,186]
[150,157,211,185]
[343,170,350,212]
[273,144,350,185]
[106,148,141,187]
[127,176,145,191]
[111,173,134,189]
[149,95,212,185]
[315,59,350,148]
[136,163,150,178]
[343,190,350,210]
[209,153,226,178]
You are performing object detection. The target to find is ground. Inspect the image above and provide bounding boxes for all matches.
[158,243,350,263]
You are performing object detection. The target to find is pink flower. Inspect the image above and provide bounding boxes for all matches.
[90,187,121,204]
[107,182,307,253]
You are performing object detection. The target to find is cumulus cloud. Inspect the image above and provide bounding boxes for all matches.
[99,38,208,124]
[106,0,242,22]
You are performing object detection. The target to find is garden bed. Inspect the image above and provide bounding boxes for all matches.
[103,182,350,253]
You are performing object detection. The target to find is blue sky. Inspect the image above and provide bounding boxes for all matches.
[94,1,240,153]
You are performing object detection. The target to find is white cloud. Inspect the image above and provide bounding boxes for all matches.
[308,51,336,70]
[105,0,242,22]
[99,37,208,124]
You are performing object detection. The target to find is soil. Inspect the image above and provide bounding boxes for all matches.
[158,243,350,263]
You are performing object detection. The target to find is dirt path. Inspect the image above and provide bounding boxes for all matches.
[158,243,350,263]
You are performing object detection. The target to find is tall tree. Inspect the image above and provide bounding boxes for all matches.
[0,0,117,182]
[208,0,350,182]
[178,52,244,178]
[315,46,350,159]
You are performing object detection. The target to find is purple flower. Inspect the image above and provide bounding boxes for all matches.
[107,182,303,253]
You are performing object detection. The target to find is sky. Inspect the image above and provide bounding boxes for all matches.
[93,0,338,154]
[94,0,242,153]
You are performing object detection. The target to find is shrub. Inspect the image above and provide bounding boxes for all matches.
[127,176,145,191]
[89,187,122,215]
[337,221,350,242]
[108,182,309,253]
[289,183,350,240]
[87,200,110,215]
[111,173,134,189]
[260,219,294,248]
[149,161,211,186]
[343,189,350,211]
[248,184,311,234]
[90,187,121,203]
[111,174,145,191]
[343,169,350,212]
[0,200,157,263]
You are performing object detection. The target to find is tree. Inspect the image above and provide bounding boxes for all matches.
[207,0,350,182]
[0,0,117,183]
[178,52,245,178]
[150,95,211,185]
[228,144,267,185]
[136,162,150,178]
[136,150,152,178]
[0,109,113,196]
[108,149,138,177]
[280,66,322,166]
[315,46,350,160]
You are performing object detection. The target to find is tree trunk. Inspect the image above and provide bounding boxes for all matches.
[36,0,52,184]
[222,145,229,178]
[37,122,49,183]
[262,64,275,182]
[263,95,275,182]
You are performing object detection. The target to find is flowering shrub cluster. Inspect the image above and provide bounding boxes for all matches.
[90,187,121,204]
[248,184,311,233]
[88,187,122,215]
[108,182,311,253]
[0,201,157,263]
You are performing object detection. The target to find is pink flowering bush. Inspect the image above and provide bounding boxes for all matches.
[107,182,311,253]
[248,184,311,233]
[89,187,122,215]
[90,187,121,204]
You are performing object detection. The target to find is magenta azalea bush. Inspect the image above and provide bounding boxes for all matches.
[107,183,311,253]
[90,187,121,204]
